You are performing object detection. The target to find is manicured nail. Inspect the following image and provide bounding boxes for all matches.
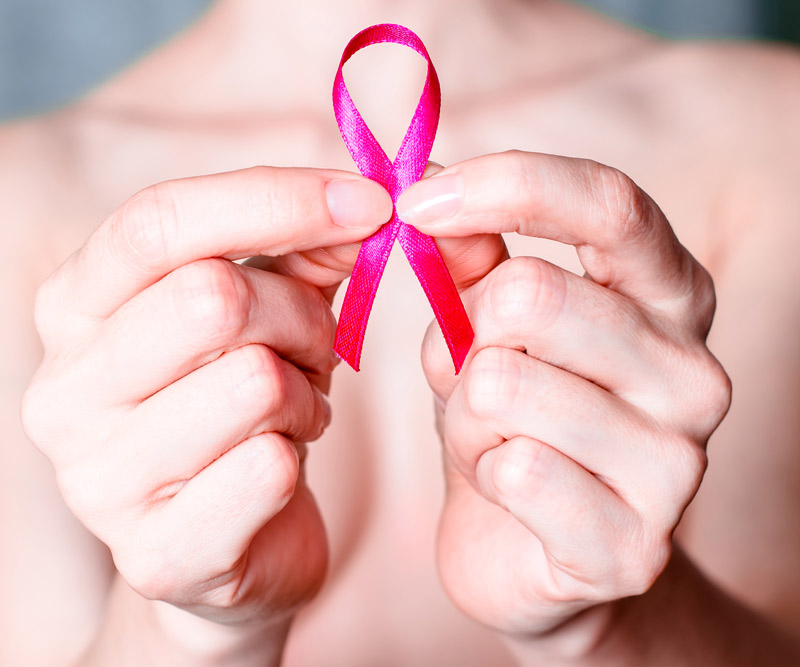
[396,173,463,226]
[326,178,392,227]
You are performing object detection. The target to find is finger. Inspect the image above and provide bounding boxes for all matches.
[40,167,392,335]
[251,242,366,304]
[443,346,705,522]
[262,160,508,300]
[424,256,662,400]
[397,151,714,314]
[82,259,337,404]
[113,344,329,494]
[474,436,665,599]
[117,432,300,597]
[424,255,728,435]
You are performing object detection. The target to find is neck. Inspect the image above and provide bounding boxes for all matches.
[84,0,656,120]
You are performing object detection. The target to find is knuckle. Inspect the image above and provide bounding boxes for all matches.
[56,465,106,524]
[114,182,178,269]
[263,436,300,498]
[462,347,523,420]
[683,352,732,436]
[306,385,332,441]
[701,358,732,429]
[32,278,62,346]
[256,167,314,238]
[633,432,707,527]
[501,149,537,206]
[663,434,708,512]
[291,280,337,368]
[174,259,252,341]
[622,533,672,597]
[20,381,50,452]
[675,260,717,335]
[228,345,285,419]
[591,162,651,243]
[118,550,178,602]
[487,257,567,332]
[490,438,545,504]
[421,318,449,375]
[694,262,717,321]
[21,368,74,461]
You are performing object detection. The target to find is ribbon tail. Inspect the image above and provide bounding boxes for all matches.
[397,223,474,374]
[334,219,401,371]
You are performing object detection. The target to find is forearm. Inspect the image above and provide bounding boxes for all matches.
[77,574,291,667]
[505,545,800,666]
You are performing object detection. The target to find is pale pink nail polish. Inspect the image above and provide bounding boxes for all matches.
[396,173,463,225]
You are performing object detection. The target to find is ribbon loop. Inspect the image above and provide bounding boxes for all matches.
[333,23,474,373]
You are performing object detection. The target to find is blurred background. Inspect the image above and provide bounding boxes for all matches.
[1,0,799,121]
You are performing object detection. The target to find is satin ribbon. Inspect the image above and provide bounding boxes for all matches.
[332,23,474,373]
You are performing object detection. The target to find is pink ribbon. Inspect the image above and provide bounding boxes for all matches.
[333,23,474,373]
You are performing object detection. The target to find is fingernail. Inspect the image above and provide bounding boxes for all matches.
[326,178,392,227]
[396,173,463,226]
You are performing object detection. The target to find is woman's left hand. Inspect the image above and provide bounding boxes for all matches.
[397,151,731,636]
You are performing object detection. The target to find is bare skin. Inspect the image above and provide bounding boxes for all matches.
[3,0,800,665]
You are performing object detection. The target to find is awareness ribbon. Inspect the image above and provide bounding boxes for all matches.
[333,23,474,374]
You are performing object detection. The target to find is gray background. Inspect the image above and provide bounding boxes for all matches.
[1,0,799,121]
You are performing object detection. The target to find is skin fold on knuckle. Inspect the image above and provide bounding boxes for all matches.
[226,344,286,427]
[589,161,653,245]
[308,384,333,441]
[31,271,73,349]
[421,317,456,395]
[486,437,548,510]
[111,181,179,271]
[484,257,567,339]
[20,375,54,454]
[116,540,184,604]
[54,458,133,545]
[255,167,318,253]
[291,279,338,373]
[21,361,91,465]
[492,150,539,232]
[173,258,252,345]
[632,430,707,527]
[673,348,732,438]
[620,527,673,598]
[244,434,300,508]
[462,347,524,424]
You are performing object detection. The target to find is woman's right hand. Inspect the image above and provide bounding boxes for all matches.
[21,166,391,631]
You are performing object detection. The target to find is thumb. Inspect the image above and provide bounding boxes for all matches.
[417,162,508,291]
[260,162,507,301]
[416,163,507,399]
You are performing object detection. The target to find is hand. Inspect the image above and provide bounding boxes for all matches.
[398,151,732,637]
[22,167,391,630]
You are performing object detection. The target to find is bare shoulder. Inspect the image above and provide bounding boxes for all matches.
[649,40,800,249]
[0,112,97,273]
[0,111,113,667]
[661,39,800,172]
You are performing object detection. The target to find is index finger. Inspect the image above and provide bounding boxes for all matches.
[43,166,392,325]
[397,151,710,311]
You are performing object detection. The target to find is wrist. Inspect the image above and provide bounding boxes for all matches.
[501,601,617,666]
[499,545,681,666]
[81,575,292,667]
[500,543,800,667]
[150,596,292,667]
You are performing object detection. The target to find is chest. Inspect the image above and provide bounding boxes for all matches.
[53,92,727,662]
